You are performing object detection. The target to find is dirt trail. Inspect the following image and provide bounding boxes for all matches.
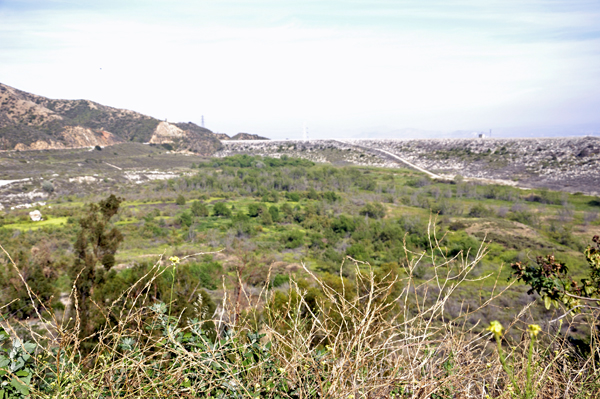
[339,140,529,189]
[336,140,446,179]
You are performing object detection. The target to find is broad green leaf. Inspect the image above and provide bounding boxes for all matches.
[544,296,551,310]
[10,377,30,396]
[22,343,35,353]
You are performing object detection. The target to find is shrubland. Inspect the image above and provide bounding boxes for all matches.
[0,154,599,397]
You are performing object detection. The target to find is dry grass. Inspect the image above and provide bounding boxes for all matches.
[1,228,600,398]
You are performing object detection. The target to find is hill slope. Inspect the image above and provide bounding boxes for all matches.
[0,83,222,155]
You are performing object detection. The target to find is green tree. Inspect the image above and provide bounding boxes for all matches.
[190,200,209,217]
[213,202,232,217]
[261,210,273,226]
[176,194,186,206]
[359,202,386,219]
[177,211,193,227]
[247,203,262,217]
[69,194,124,342]
[268,205,280,223]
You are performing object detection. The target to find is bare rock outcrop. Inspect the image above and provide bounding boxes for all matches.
[149,122,188,144]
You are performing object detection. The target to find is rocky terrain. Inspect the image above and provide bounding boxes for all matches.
[354,137,600,194]
[216,137,600,195]
[214,132,270,140]
[0,83,222,155]
[2,82,598,200]
[216,140,387,166]
[230,132,270,140]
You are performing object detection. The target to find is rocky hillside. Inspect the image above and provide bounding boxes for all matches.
[215,132,270,141]
[0,83,222,155]
[353,137,600,194]
[230,132,269,140]
[216,137,600,195]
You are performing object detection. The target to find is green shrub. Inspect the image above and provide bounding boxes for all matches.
[213,202,232,217]
[468,203,493,218]
[359,202,385,219]
[41,181,54,193]
[190,200,209,217]
[281,230,304,248]
[286,192,301,202]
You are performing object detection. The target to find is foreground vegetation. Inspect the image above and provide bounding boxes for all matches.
[1,233,599,398]
[0,154,599,397]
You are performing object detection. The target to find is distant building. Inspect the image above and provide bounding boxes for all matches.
[478,133,486,139]
[29,210,43,221]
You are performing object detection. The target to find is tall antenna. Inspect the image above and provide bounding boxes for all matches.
[201,115,205,128]
[303,122,309,141]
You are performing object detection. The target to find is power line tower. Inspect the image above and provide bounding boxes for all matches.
[303,122,309,141]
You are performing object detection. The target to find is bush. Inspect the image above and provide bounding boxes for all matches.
[359,202,385,219]
[286,192,301,202]
[177,211,193,227]
[190,200,209,217]
[213,202,232,217]
[468,203,493,218]
[2,230,600,398]
[247,203,264,217]
[41,181,54,193]
[175,194,186,206]
[281,230,304,248]
[268,205,280,223]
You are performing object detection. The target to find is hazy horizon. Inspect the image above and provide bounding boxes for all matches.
[1,1,599,139]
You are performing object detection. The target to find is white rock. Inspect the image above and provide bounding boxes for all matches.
[29,210,43,222]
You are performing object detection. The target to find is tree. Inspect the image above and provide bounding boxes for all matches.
[268,205,280,223]
[213,202,232,217]
[191,200,209,217]
[69,194,123,342]
[359,202,385,219]
[176,194,186,206]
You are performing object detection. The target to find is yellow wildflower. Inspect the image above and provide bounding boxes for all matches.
[487,321,504,337]
[169,256,180,265]
[528,324,542,338]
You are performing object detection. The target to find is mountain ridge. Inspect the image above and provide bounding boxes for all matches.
[0,83,223,155]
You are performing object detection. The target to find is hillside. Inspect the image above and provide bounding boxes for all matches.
[0,83,222,155]
[216,137,600,195]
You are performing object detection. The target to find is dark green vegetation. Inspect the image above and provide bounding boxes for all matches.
[0,154,599,397]
[1,153,598,328]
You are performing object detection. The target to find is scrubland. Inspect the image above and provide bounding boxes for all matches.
[0,152,599,398]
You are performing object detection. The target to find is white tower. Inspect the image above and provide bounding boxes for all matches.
[303,122,309,141]
[201,115,205,128]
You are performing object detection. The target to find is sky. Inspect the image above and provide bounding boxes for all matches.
[1,0,599,139]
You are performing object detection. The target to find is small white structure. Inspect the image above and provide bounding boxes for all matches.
[29,210,43,222]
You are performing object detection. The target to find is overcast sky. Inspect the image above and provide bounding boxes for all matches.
[1,0,599,139]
